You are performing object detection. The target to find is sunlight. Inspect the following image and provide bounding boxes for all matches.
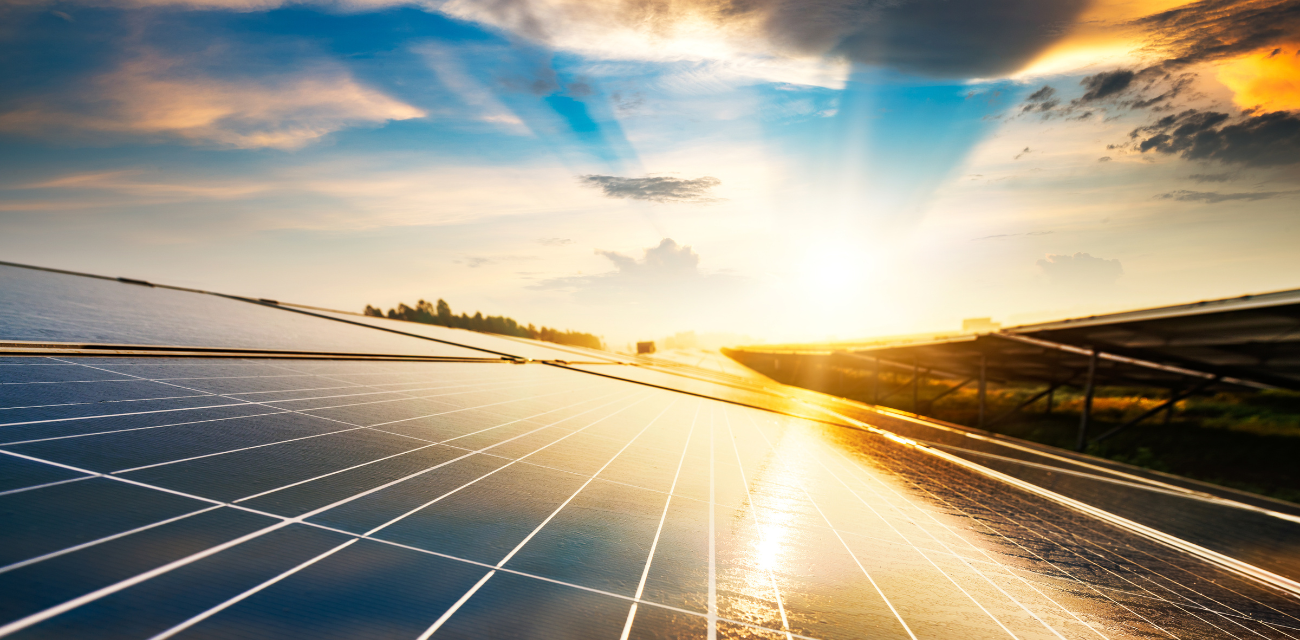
[800,244,871,295]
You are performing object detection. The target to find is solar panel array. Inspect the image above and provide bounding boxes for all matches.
[1,263,1299,639]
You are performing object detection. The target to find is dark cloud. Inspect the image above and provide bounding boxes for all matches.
[579,175,722,204]
[1079,70,1136,101]
[1098,156,1112,162]
[1134,0,1300,70]
[1020,86,1060,113]
[1036,252,1124,287]
[1130,109,1300,166]
[1189,172,1234,182]
[475,0,1090,79]
[1155,189,1297,203]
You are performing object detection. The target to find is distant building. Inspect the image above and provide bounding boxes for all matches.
[962,317,1002,333]
[637,341,657,354]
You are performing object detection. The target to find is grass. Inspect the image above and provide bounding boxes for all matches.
[751,363,1300,504]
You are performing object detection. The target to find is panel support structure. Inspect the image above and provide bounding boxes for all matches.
[1093,377,1218,443]
[977,355,987,429]
[986,381,1063,428]
[1076,348,1099,451]
[926,377,975,413]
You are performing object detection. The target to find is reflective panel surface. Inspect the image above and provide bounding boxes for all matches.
[1,356,1297,639]
[0,266,486,358]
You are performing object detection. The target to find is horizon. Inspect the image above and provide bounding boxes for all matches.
[2,0,1298,346]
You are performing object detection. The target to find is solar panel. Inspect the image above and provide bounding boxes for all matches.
[2,265,1299,639]
[0,265,488,359]
[2,355,1299,639]
[303,308,637,364]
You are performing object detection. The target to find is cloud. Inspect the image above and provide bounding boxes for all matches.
[1036,252,1124,287]
[439,0,1090,80]
[538,237,573,246]
[1134,0,1300,70]
[533,238,739,297]
[972,230,1052,241]
[1189,172,1234,182]
[578,175,722,203]
[26,0,1093,82]
[1155,189,1297,203]
[0,51,423,149]
[1020,85,1060,114]
[1130,108,1300,166]
[1079,69,1136,102]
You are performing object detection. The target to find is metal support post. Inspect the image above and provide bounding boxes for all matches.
[1164,388,1177,425]
[1076,348,1098,452]
[977,355,987,428]
[912,358,920,413]
[873,358,880,404]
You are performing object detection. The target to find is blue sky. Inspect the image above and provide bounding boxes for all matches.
[2,0,1299,346]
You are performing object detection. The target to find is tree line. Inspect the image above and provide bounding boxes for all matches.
[364,299,604,351]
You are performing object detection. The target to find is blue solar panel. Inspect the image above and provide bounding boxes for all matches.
[0,265,487,359]
[2,355,1298,639]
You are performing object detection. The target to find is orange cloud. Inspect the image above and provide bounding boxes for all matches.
[0,52,424,149]
[1217,45,1300,113]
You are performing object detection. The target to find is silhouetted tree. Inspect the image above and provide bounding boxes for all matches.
[364,298,604,350]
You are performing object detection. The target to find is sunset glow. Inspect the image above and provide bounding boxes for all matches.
[1,0,1298,345]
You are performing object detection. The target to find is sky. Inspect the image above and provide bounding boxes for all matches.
[1,0,1299,347]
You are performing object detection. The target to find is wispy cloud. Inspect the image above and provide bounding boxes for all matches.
[1156,189,1298,203]
[1036,252,1124,287]
[578,175,722,203]
[0,51,423,149]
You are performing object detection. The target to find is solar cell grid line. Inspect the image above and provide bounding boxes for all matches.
[4,385,641,578]
[851,438,1300,634]
[748,417,1110,640]
[814,438,1180,640]
[819,440,1278,640]
[726,409,1030,640]
[768,432,1031,637]
[32,358,582,475]
[415,396,680,638]
[0,388,655,637]
[803,406,1300,630]
[742,419,1080,640]
[0,474,90,497]
[619,399,702,640]
[755,419,1096,640]
[0,407,296,447]
[708,404,718,640]
[65,381,584,483]
[719,410,794,639]
[229,386,633,506]
[0,504,224,575]
[769,421,1076,637]
[735,414,918,640]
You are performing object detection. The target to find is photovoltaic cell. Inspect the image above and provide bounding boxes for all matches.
[0,355,1296,639]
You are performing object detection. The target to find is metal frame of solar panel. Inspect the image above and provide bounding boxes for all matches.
[2,261,1299,640]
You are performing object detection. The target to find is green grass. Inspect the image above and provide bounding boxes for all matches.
[750,363,1300,504]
